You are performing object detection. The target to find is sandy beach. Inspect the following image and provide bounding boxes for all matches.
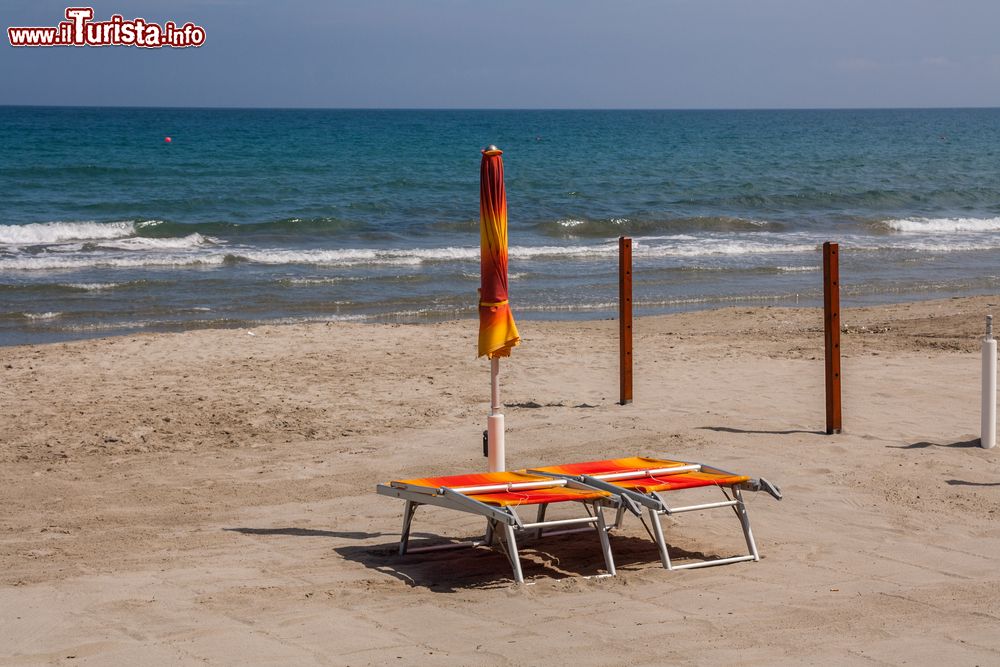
[2,296,1000,665]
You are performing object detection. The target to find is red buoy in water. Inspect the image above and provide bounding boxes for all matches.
[164,136,172,143]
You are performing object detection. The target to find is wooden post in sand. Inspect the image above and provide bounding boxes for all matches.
[823,242,842,434]
[619,236,633,405]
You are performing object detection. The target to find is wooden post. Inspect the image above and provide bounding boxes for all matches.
[619,236,633,405]
[823,242,842,434]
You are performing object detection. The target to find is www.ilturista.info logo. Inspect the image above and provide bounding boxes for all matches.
[8,7,205,48]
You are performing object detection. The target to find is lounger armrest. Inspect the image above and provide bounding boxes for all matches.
[697,463,781,500]
[699,462,741,477]
[739,477,782,500]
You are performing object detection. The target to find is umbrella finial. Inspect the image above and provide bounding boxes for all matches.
[483,144,503,156]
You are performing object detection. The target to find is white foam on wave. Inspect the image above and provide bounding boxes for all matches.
[0,238,816,271]
[97,233,218,250]
[832,232,1000,253]
[518,243,621,258]
[238,245,563,266]
[24,231,997,274]
[256,243,609,267]
[239,248,425,266]
[237,243,629,267]
[66,282,123,291]
[899,239,1000,252]
[1,254,228,271]
[639,239,817,257]
[236,313,371,325]
[23,311,62,320]
[0,220,137,244]
[517,301,618,312]
[885,217,1000,233]
[554,217,629,227]
[284,277,348,286]
[30,242,86,254]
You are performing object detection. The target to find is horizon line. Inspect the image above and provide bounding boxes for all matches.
[2,103,1000,113]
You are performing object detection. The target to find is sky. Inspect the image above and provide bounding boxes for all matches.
[3,0,1000,109]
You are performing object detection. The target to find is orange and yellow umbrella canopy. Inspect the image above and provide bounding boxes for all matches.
[478,147,520,359]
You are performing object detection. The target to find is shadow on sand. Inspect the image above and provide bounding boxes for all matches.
[698,426,826,436]
[225,527,397,540]
[946,479,1000,487]
[225,526,716,591]
[333,533,715,591]
[889,438,982,450]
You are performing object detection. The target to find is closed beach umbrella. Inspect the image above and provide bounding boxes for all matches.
[479,146,520,472]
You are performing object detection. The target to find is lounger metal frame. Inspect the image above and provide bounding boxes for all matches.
[376,477,619,584]
[530,463,780,571]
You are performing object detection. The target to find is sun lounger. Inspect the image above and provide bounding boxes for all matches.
[530,456,781,571]
[376,471,619,584]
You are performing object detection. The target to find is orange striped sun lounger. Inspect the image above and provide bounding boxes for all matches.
[376,471,620,584]
[529,456,782,571]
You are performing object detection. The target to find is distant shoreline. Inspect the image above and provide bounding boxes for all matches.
[4,292,997,351]
[4,103,1000,112]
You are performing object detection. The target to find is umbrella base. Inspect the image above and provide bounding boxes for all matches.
[487,413,505,472]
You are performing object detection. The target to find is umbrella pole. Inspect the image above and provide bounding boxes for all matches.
[488,357,505,472]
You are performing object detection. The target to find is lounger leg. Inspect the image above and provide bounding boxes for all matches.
[649,508,673,570]
[733,488,760,561]
[594,505,616,575]
[503,523,525,584]
[613,504,626,530]
[535,504,548,539]
[399,500,418,556]
[485,518,497,546]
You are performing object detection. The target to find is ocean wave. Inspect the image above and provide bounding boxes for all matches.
[94,233,218,250]
[8,234,999,274]
[881,217,1000,233]
[517,301,617,312]
[0,220,138,244]
[0,217,369,248]
[636,238,817,257]
[52,312,376,334]
[66,282,124,291]
[639,264,821,275]
[0,240,813,272]
[135,216,368,239]
[535,216,778,238]
[675,188,942,211]
[242,239,820,265]
[775,265,820,272]
[893,240,1000,252]
[281,277,351,286]
[0,280,159,294]
[513,291,805,313]
[0,254,228,271]
[510,244,618,259]
[236,248,425,266]
[233,245,618,266]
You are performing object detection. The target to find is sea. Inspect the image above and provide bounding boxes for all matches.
[2,106,1000,346]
